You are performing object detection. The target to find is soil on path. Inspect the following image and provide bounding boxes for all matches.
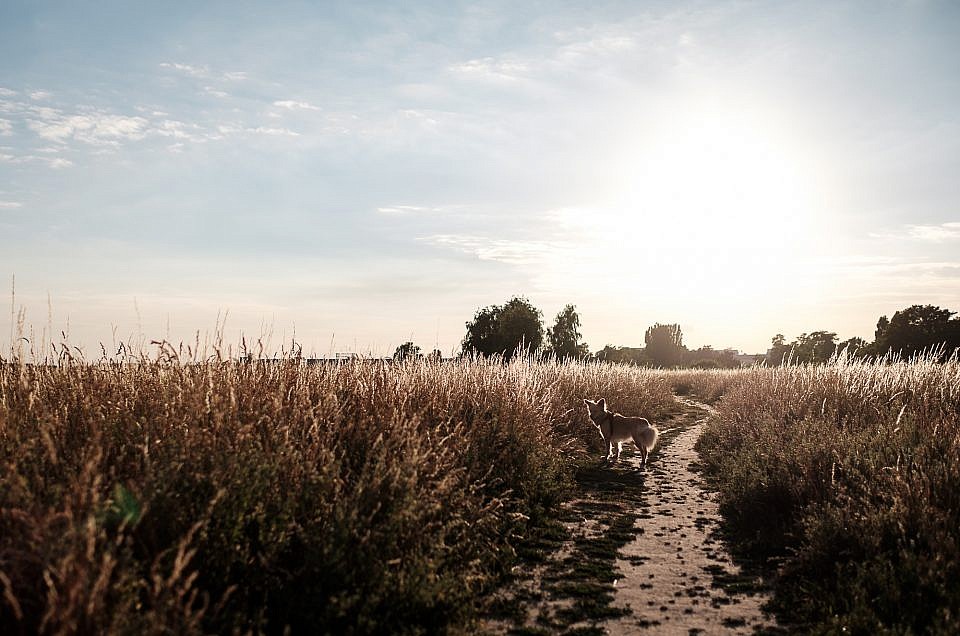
[482,397,779,635]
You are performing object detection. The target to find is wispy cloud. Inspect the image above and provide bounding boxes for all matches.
[29,90,52,101]
[377,204,448,214]
[216,124,300,138]
[159,62,207,77]
[160,62,248,82]
[202,86,231,98]
[0,200,23,209]
[247,126,300,137]
[906,223,960,242]
[420,234,563,265]
[449,56,530,81]
[0,151,73,168]
[871,222,960,242]
[0,84,310,162]
[27,112,150,146]
[273,100,321,111]
[0,88,16,97]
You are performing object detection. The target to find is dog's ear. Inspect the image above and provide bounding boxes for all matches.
[583,398,592,406]
[598,398,606,410]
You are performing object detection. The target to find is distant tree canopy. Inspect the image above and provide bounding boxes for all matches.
[874,305,960,358]
[683,346,742,369]
[462,296,544,359]
[765,331,837,365]
[765,304,960,365]
[393,341,421,359]
[593,345,648,365]
[546,304,589,360]
[644,323,685,367]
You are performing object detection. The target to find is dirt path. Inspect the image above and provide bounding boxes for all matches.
[482,397,779,635]
[604,398,777,634]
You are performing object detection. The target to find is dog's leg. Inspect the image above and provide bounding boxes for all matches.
[640,445,648,467]
[605,440,614,462]
[615,442,623,462]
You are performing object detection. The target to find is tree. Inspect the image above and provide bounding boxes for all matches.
[462,296,544,359]
[393,341,421,359]
[765,334,792,365]
[546,304,589,360]
[838,336,868,357]
[796,331,838,363]
[593,345,648,366]
[644,323,685,367]
[684,345,741,369]
[765,331,837,365]
[874,304,958,358]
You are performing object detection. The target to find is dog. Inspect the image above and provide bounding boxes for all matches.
[583,398,659,466]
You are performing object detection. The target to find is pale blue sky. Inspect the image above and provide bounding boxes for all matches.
[2,1,959,356]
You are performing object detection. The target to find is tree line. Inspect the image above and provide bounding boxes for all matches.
[395,296,721,367]
[393,298,960,366]
[765,304,960,364]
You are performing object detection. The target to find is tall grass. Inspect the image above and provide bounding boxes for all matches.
[0,349,674,634]
[696,354,960,632]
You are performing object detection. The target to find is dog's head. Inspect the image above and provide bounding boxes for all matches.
[583,398,607,427]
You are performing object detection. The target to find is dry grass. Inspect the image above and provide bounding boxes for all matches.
[695,354,960,632]
[0,349,674,634]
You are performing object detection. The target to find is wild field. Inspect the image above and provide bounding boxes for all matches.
[0,349,675,634]
[694,355,960,633]
[3,348,959,634]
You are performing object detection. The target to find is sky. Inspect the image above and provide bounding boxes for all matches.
[1,0,959,357]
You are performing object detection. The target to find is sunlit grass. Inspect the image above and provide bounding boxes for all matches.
[0,346,674,633]
[695,354,960,632]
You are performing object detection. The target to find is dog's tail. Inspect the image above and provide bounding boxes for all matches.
[641,426,659,451]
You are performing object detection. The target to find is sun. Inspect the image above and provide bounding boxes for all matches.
[588,104,822,293]
[615,107,814,247]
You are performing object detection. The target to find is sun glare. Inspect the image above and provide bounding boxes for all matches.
[585,103,825,302]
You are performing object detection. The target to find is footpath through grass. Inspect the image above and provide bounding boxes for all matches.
[481,403,692,635]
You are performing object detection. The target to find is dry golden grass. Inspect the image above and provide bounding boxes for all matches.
[695,354,960,632]
[0,349,674,634]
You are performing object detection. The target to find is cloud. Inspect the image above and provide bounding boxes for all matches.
[202,86,231,98]
[377,205,444,214]
[29,90,52,100]
[247,126,300,137]
[159,62,209,78]
[420,234,562,265]
[46,157,73,168]
[0,119,11,136]
[27,112,150,146]
[160,62,248,82]
[217,124,300,138]
[906,222,960,242]
[154,119,208,142]
[0,200,22,209]
[0,88,17,97]
[273,100,321,111]
[449,56,530,81]
[871,222,960,242]
[0,152,73,168]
